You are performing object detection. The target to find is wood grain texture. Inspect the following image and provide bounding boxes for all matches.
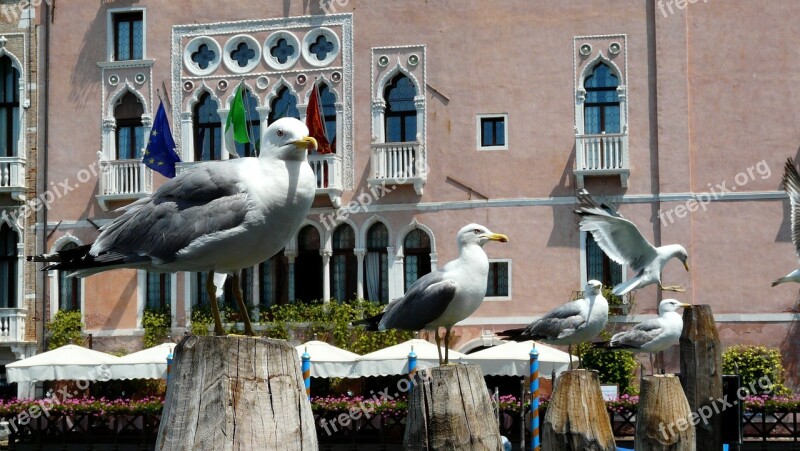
[155,336,318,451]
[542,369,615,451]
[635,375,696,450]
[679,305,723,451]
[404,364,502,450]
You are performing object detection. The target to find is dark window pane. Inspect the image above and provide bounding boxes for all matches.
[191,44,216,70]
[583,63,621,134]
[309,35,334,61]
[403,229,431,291]
[384,74,417,143]
[230,42,256,68]
[319,84,337,142]
[194,93,222,161]
[113,12,143,61]
[268,87,300,124]
[270,38,295,64]
[58,242,79,311]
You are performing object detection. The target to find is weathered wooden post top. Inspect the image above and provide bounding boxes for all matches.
[635,374,696,451]
[542,369,615,451]
[156,335,318,451]
[680,304,723,451]
[404,364,503,450]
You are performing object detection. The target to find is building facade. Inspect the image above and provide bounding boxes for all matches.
[36,1,799,385]
[0,0,41,397]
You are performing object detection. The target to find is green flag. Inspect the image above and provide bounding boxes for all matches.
[225,83,250,144]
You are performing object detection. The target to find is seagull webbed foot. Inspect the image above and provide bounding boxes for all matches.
[660,284,686,292]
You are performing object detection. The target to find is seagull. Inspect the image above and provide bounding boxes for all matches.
[575,189,690,296]
[498,280,608,370]
[605,299,691,374]
[772,158,800,287]
[29,117,318,336]
[354,224,508,364]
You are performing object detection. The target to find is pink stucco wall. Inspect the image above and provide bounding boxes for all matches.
[41,1,799,384]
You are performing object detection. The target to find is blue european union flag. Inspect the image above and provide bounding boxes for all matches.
[143,102,181,178]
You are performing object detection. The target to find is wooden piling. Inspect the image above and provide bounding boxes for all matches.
[542,369,615,451]
[404,364,502,450]
[156,336,318,451]
[679,304,723,451]
[635,375,696,450]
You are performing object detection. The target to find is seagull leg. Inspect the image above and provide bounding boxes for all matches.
[232,270,255,336]
[649,353,655,376]
[444,328,451,365]
[568,344,573,371]
[660,284,686,292]
[434,329,443,365]
[206,271,225,336]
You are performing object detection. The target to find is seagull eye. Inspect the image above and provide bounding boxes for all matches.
[276,130,285,138]
[473,229,482,235]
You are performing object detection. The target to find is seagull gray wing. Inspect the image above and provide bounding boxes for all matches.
[782,158,800,259]
[91,161,250,262]
[610,319,663,349]
[522,301,586,340]
[576,191,658,273]
[379,270,458,330]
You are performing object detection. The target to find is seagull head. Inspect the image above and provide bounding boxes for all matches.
[260,117,317,161]
[457,223,508,248]
[585,279,603,296]
[658,299,692,315]
[674,245,690,271]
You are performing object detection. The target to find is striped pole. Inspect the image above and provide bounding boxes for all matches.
[408,346,417,390]
[301,347,311,400]
[166,350,173,382]
[530,347,540,451]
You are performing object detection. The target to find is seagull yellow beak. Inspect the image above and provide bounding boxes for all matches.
[484,233,509,243]
[683,261,690,272]
[294,136,318,151]
[680,303,693,308]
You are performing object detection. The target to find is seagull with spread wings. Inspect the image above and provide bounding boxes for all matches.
[30,118,318,336]
[354,224,508,364]
[772,158,800,287]
[575,189,690,296]
[498,279,608,369]
[606,299,691,374]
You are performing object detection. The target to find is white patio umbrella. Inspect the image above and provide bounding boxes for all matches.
[295,340,359,378]
[109,342,176,380]
[7,344,121,382]
[465,340,576,377]
[351,338,466,377]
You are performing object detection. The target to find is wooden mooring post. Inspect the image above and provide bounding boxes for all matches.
[635,375,695,450]
[404,364,502,450]
[542,369,615,451]
[680,304,723,451]
[156,336,318,451]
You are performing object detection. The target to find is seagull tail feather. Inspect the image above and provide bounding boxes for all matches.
[352,312,385,332]
[497,327,529,342]
[612,278,640,296]
[772,276,792,287]
[29,245,150,277]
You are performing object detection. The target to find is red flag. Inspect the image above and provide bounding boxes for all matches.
[306,83,332,154]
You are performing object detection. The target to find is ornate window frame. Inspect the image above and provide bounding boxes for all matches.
[48,235,85,323]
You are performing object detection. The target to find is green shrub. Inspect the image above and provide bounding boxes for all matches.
[258,299,413,354]
[46,310,83,350]
[142,307,171,348]
[722,345,790,395]
[190,304,213,336]
[576,333,638,395]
